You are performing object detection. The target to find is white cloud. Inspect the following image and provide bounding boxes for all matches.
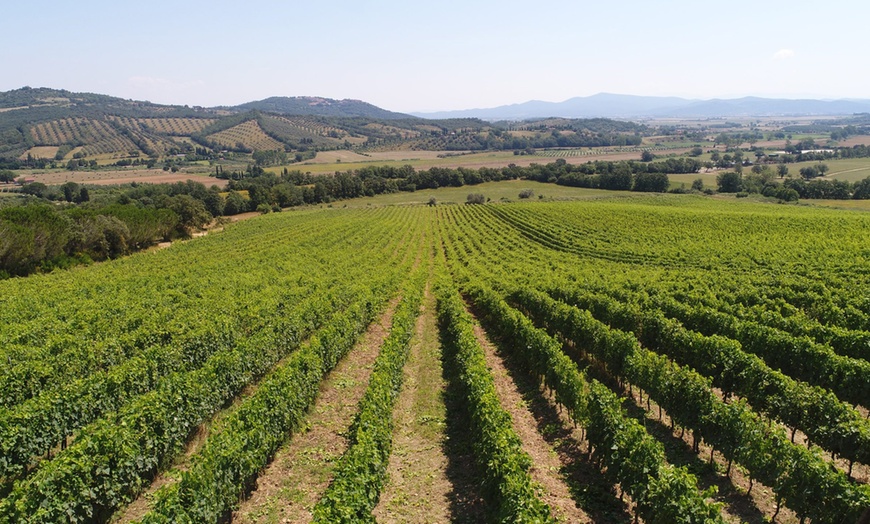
[772,49,796,60]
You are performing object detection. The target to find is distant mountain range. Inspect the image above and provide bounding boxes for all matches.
[412,93,870,120]
[3,86,870,163]
[0,87,467,161]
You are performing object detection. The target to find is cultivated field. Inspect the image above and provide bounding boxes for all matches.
[15,167,225,187]
[206,120,285,151]
[1,194,869,523]
[285,149,654,175]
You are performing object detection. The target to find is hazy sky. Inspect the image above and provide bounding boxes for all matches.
[3,0,868,113]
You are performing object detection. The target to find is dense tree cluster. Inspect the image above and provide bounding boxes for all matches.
[0,204,178,277]
[522,158,685,192]
[716,165,870,201]
[413,129,643,152]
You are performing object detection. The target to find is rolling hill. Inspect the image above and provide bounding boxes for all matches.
[234,96,412,119]
[13,87,870,165]
[0,87,651,164]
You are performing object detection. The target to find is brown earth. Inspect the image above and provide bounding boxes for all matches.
[372,289,456,523]
[23,168,226,187]
[232,297,400,523]
[470,322,590,523]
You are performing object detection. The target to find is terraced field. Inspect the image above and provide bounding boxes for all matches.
[1,195,869,523]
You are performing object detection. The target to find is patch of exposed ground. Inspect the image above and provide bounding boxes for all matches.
[373,289,453,523]
[470,321,590,523]
[231,297,400,524]
[484,336,634,523]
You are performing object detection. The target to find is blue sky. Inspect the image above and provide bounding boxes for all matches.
[2,0,868,112]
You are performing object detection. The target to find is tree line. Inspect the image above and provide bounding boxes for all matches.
[715,168,870,201]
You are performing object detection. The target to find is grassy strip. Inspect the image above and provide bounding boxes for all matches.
[467,284,725,523]
[434,277,556,524]
[512,286,870,524]
[311,270,426,522]
[136,290,389,523]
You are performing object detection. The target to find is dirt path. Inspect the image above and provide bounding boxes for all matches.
[231,298,400,524]
[470,322,590,523]
[372,289,455,523]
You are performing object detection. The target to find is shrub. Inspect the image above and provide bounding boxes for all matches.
[466,193,486,205]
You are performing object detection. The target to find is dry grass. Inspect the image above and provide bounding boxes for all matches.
[21,169,226,187]
[19,146,59,160]
[373,289,454,523]
[233,298,401,524]
[471,322,591,523]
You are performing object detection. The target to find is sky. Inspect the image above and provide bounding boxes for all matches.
[2,0,868,113]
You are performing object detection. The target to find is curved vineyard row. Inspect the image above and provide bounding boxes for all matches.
[437,200,870,522]
[545,284,870,471]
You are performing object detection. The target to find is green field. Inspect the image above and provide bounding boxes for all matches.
[791,157,870,182]
[1,194,869,523]
[328,179,627,207]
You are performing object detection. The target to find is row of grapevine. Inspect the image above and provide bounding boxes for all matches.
[80,135,139,156]
[206,120,285,151]
[0,214,373,407]
[312,269,427,521]
[136,286,392,522]
[0,207,424,522]
[647,294,870,408]
[437,200,870,521]
[0,284,388,522]
[461,281,726,522]
[434,277,556,523]
[669,286,870,362]
[446,203,870,400]
[275,116,345,137]
[546,284,870,471]
[509,287,870,523]
[138,117,214,136]
[29,118,118,146]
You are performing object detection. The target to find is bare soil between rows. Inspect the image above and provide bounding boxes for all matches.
[232,297,400,523]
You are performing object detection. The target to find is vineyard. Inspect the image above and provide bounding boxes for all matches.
[1,195,869,523]
[205,120,286,151]
[533,146,672,158]
[29,118,119,147]
[25,116,186,158]
[107,117,216,137]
